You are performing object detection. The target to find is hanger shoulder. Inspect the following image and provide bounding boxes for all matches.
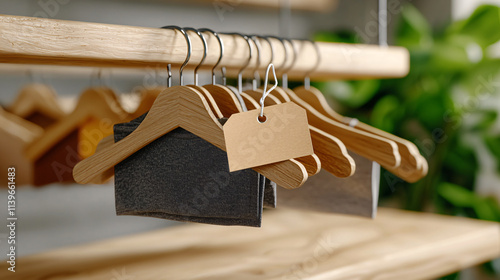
[293,86,343,120]
[244,89,281,106]
[202,84,243,117]
[0,108,44,143]
[73,86,223,184]
[131,87,164,119]
[240,92,260,110]
[286,88,401,169]
[74,86,309,189]
[8,83,65,120]
[268,86,291,103]
[25,87,129,161]
[187,85,225,119]
[294,86,425,182]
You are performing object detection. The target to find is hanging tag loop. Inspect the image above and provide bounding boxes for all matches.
[259,63,278,122]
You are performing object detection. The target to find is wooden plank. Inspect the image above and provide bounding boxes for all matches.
[1,208,498,279]
[0,15,409,81]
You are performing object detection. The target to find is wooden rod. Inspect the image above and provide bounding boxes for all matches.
[0,14,409,81]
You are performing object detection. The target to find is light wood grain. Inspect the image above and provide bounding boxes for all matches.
[285,87,401,169]
[24,87,129,161]
[73,86,308,189]
[0,15,409,80]
[2,208,498,280]
[0,108,43,186]
[293,86,427,182]
[7,83,65,122]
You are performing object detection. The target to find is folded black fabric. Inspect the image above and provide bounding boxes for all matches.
[113,114,263,227]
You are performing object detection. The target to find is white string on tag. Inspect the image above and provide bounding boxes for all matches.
[259,63,278,121]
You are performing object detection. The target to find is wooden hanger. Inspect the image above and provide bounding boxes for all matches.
[129,87,165,119]
[293,85,427,182]
[244,87,354,178]
[0,107,44,186]
[8,83,66,127]
[73,86,308,189]
[200,82,320,177]
[24,86,130,161]
[284,88,401,170]
[0,106,44,144]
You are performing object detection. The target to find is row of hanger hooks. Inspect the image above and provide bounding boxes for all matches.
[159,26,321,92]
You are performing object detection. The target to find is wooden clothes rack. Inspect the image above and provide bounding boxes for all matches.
[0,14,408,80]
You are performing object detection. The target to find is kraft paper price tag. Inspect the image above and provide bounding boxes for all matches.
[223,102,313,172]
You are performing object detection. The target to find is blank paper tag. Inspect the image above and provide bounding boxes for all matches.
[224,102,313,172]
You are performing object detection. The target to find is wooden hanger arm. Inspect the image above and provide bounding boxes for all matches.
[73,86,308,189]
[286,89,401,168]
[293,86,425,182]
[296,154,321,176]
[310,126,355,177]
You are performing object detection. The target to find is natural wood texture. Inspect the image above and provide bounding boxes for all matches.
[0,15,409,81]
[3,208,498,280]
[129,87,164,119]
[0,107,43,186]
[250,89,354,178]
[310,126,355,177]
[284,87,401,169]
[241,89,321,176]
[24,87,129,161]
[296,154,322,176]
[190,0,338,12]
[202,84,243,117]
[187,85,225,119]
[241,92,261,110]
[294,86,427,182]
[7,83,65,124]
[73,86,308,189]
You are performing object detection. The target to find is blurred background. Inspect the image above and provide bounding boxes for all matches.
[0,0,499,279]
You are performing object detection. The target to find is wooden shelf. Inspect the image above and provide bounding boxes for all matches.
[0,15,409,81]
[2,208,498,279]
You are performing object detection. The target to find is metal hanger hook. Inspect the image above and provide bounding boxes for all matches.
[199,28,224,85]
[249,35,262,90]
[281,38,297,89]
[184,27,207,86]
[221,32,252,93]
[161,25,192,86]
[302,39,321,89]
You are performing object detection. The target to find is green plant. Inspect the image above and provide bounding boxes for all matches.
[313,4,500,276]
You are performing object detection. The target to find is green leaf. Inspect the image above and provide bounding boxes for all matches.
[371,95,400,132]
[472,111,498,131]
[483,136,500,173]
[316,80,380,109]
[473,197,500,221]
[396,4,433,49]
[314,31,359,44]
[438,183,479,207]
[447,4,500,48]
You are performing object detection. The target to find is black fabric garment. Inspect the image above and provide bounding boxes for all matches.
[114,114,264,227]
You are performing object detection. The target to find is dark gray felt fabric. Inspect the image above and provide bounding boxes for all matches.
[113,114,264,227]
